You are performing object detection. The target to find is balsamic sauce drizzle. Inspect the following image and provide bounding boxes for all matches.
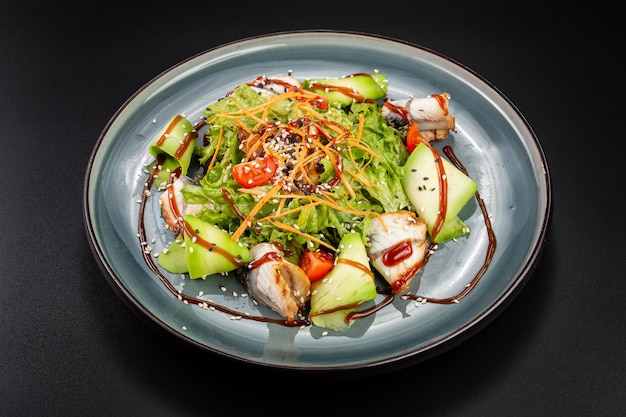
[137,125,496,328]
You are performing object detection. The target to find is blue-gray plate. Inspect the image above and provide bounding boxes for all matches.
[83,31,551,373]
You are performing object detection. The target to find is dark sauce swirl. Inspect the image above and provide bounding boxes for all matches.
[137,129,496,328]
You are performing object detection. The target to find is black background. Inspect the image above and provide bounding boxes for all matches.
[2,2,624,416]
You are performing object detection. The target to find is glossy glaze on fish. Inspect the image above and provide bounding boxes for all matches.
[366,210,429,293]
[244,242,311,323]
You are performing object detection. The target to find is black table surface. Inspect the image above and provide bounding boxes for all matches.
[2,3,623,416]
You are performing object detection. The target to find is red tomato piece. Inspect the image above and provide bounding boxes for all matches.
[406,122,425,154]
[299,248,335,282]
[232,155,278,188]
[312,94,329,110]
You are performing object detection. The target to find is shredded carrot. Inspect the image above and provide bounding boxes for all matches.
[297,105,347,137]
[239,188,376,222]
[207,89,391,246]
[316,191,378,219]
[205,127,224,174]
[343,166,373,188]
[321,119,350,137]
[336,163,356,198]
[292,149,325,187]
[241,132,265,163]
[284,124,307,138]
[233,118,252,135]
[231,182,283,241]
[234,102,272,127]
[355,113,365,144]
[269,220,337,252]
[302,133,356,198]
[256,200,325,224]
[274,193,287,217]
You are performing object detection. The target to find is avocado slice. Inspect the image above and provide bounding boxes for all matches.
[157,238,188,274]
[402,142,477,243]
[149,115,196,175]
[309,232,377,332]
[303,73,387,107]
[183,215,250,278]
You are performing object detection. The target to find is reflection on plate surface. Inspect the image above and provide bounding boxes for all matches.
[83,30,550,373]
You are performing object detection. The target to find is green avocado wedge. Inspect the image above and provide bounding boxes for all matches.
[402,142,477,243]
[309,232,377,332]
[303,73,387,107]
[183,215,250,279]
[157,238,188,274]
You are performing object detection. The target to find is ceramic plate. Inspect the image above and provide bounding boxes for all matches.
[84,31,551,373]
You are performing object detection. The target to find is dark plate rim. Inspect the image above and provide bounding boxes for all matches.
[82,29,552,375]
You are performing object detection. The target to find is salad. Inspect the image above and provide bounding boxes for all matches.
[139,71,488,332]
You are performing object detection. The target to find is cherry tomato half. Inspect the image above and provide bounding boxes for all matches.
[310,94,329,110]
[232,155,278,188]
[299,248,335,282]
[406,122,424,154]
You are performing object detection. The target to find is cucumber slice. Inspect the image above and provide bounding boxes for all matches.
[157,238,188,274]
[149,156,181,188]
[183,215,250,278]
[369,72,388,93]
[149,115,196,175]
[303,73,387,107]
[309,232,377,331]
[402,142,477,243]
